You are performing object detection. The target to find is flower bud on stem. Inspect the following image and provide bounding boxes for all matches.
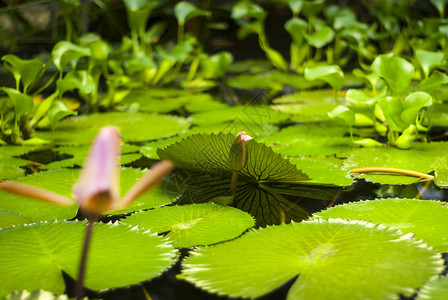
[228,131,253,195]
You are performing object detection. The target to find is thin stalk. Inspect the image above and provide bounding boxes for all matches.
[76,217,96,300]
[177,24,184,44]
[350,167,434,180]
[230,171,238,194]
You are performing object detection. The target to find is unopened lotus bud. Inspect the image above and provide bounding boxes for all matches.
[228,131,253,172]
[73,126,121,215]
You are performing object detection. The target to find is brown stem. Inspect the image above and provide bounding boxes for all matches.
[350,167,434,180]
[76,217,96,300]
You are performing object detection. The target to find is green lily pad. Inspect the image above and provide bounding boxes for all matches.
[182,219,443,299]
[158,133,341,226]
[0,146,41,180]
[271,101,337,123]
[272,90,345,104]
[228,71,323,91]
[35,112,190,145]
[417,275,448,300]
[314,198,448,252]
[344,143,448,185]
[289,156,353,186]
[43,144,142,170]
[140,123,278,160]
[0,221,176,298]
[121,203,254,248]
[0,168,180,227]
[271,134,354,157]
[6,289,68,300]
[121,90,218,113]
[189,105,289,127]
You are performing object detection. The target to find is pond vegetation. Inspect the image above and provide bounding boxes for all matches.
[1,0,448,299]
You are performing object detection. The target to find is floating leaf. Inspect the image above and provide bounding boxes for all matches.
[0,221,176,298]
[314,198,448,252]
[6,289,68,300]
[121,203,254,247]
[2,87,33,119]
[344,143,448,185]
[35,112,190,145]
[0,168,180,227]
[417,275,448,300]
[158,133,341,226]
[189,105,289,127]
[183,219,443,299]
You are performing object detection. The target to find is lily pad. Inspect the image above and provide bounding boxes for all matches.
[158,133,341,226]
[6,289,68,300]
[121,90,218,113]
[0,168,180,227]
[43,144,142,170]
[289,156,353,186]
[344,143,448,185]
[189,105,289,127]
[0,221,176,298]
[0,146,41,180]
[314,198,448,251]
[228,71,323,91]
[121,203,254,248]
[182,219,443,299]
[35,112,190,145]
[417,275,448,300]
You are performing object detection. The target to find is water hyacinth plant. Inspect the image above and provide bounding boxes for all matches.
[0,126,174,299]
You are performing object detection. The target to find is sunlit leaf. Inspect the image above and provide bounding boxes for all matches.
[314,198,448,251]
[344,143,448,185]
[0,221,177,298]
[183,219,443,299]
[35,112,190,145]
[305,65,344,92]
[121,203,254,247]
[417,275,448,300]
[6,289,68,300]
[0,168,180,227]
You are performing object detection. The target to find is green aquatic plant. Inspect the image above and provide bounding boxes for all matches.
[0,126,174,299]
[182,217,444,299]
[158,132,341,227]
